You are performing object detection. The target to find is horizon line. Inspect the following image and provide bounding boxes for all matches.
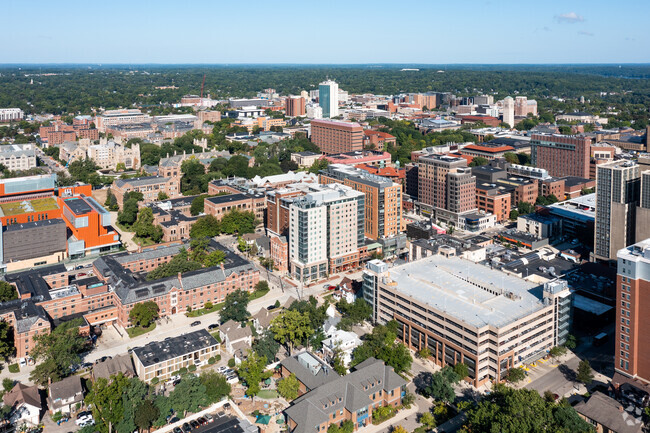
[1,62,649,67]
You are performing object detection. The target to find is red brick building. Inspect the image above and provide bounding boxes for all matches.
[285,96,306,117]
[459,115,500,127]
[311,119,363,155]
[363,130,396,151]
[531,134,591,178]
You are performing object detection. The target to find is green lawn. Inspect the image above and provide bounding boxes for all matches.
[257,389,278,399]
[126,322,156,338]
[250,288,270,301]
[186,302,225,317]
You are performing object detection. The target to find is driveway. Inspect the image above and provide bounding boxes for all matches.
[110,211,138,251]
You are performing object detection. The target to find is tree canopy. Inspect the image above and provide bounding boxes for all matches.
[219,290,250,324]
[350,320,412,374]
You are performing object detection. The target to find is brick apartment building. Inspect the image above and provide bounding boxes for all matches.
[285,96,306,117]
[322,150,392,168]
[476,183,512,222]
[363,130,396,151]
[1,240,259,358]
[311,119,363,155]
[530,134,591,178]
[111,176,181,207]
[204,192,266,223]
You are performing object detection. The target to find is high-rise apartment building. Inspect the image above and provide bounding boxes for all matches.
[502,96,515,128]
[318,80,339,118]
[285,96,306,117]
[319,164,404,255]
[417,155,476,216]
[530,133,591,179]
[289,184,364,281]
[310,119,363,155]
[594,160,640,262]
[615,239,650,383]
[636,171,650,243]
[473,95,494,105]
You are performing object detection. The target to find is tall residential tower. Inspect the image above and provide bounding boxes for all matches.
[318,80,339,118]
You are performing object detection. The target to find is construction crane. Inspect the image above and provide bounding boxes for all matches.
[200,74,206,107]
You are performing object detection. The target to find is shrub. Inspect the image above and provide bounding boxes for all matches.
[178,367,188,376]
[208,357,217,365]
[7,364,18,373]
[205,302,214,310]
[227,358,236,368]
[189,365,197,372]
[151,377,159,385]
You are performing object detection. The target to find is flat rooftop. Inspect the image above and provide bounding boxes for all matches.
[132,329,217,367]
[63,197,93,215]
[386,255,545,328]
[0,197,59,217]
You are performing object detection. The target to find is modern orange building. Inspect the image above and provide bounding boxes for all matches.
[310,119,363,155]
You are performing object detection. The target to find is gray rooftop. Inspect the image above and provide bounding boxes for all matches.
[385,255,545,328]
[133,329,217,368]
[113,176,170,188]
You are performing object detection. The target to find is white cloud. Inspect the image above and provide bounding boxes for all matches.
[555,12,584,23]
[578,30,594,37]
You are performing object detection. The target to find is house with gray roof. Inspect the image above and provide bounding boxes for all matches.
[219,319,253,356]
[283,357,406,433]
[92,354,136,381]
[47,375,84,415]
[574,391,643,433]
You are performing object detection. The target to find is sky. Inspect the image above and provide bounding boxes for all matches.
[3,0,649,64]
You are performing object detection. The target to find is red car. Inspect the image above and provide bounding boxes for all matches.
[327,285,336,291]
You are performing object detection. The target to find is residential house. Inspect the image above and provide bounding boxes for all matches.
[574,391,643,433]
[283,357,407,433]
[3,383,42,427]
[92,354,136,381]
[279,351,341,396]
[219,319,253,356]
[252,307,280,335]
[332,277,360,304]
[47,376,84,415]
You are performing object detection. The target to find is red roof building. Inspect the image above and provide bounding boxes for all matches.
[459,144,515,160]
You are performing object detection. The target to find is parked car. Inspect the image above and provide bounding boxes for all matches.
[226,375,239,384]
[18,358,26,368]
[190,321,201,327]
[173,427,183,433]
[190,420,200,429]
[207,323,219,330]
[204,414,214,423]
[267,304,277,310]
[197,417,208,425]
[79,420,95,428]
[169,417,180,424]
[75,412,93,426]
[172,379,181,386]
[216,366,228,373]
[80,362,93,370]
[182,423,192,433]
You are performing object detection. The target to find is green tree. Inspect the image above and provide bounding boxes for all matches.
[134,399,159,433]
[469,156,489,167]
[576,360,593,385]
[336,298,372,330]
[270,310,314,355]
[277,373,300,401]
[332,349,347,376]
[564,334,577,350]
[115,162,126,172]
[0,282,17,302]
[189,214,220,238]
[460,384,593,433]
[237,351,271,398]
[509,209,520,220]
[424,369,457,403]
[129,301,159,328]
[517,201,534,215]
[133,207,163,243]
[308,158,329,174]
[169,374,211,416]
[219,290,250,324]
[199,371,231,403]
[454,363,469,380]
[157,191,169,201]
[252,330,280,363]
[181,159,208,195]
[190,195,207,216]
[549,346,567,359]
[418,347,431,360]
[420,412,436,429]
[85,373,130,433]
[104,190,119,211]
[504,152,519,164]
[255,280,269,292]
[30,318,88,385]
[505,367,526,384]
[0,322,14,360]
[350,321,412,374]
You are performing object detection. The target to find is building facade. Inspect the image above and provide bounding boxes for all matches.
[530,134,591,179]
[318,80,339,118]
[285,96,306,117]
[311,119,363,155]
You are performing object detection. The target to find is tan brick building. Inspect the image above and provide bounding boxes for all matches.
[311,119,363,155]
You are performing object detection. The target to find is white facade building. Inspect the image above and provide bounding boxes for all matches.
[0,108,24,123]
[306,104,323,119]
[502,96,515,128]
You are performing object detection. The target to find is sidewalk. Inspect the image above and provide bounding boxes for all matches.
[361,403,420,433]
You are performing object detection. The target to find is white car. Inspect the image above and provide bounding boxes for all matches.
[76,414,93,426]
[79,420,95,428]
[18,358,26,368]
[216,366,228,373]
[226,376,239,384]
